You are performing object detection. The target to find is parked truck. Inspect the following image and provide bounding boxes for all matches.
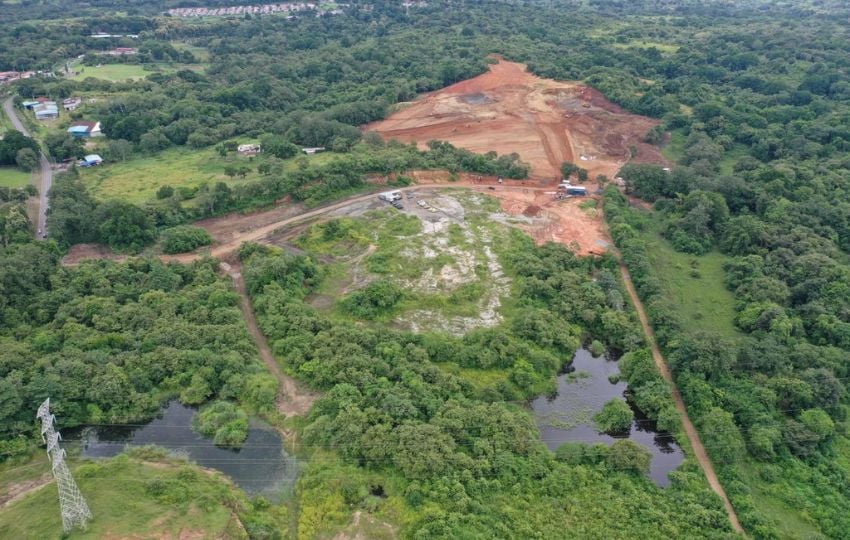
[379,190,402,202]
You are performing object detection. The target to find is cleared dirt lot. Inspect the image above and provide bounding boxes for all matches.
[367,57,664,181]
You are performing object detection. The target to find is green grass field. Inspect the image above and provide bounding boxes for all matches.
[733,462,825,539]
[661,130,686,163]
[0,454,244,539]
[0,167,32,188]
[79,146,337,203]
[70,62,205,82]
[640,217,741,340]
[612,40,680,53]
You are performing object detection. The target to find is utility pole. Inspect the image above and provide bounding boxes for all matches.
[36,398,93,533]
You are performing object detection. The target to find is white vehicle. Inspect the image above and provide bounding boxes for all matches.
[379,190,402,202]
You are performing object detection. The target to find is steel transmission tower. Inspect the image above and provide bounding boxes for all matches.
[36,398,93,532]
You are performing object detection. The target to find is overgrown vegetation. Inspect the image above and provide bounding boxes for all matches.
[160,225,213,254]
[234,237,731,537]
[193,400,250,448]
[0,255,276,461]
[2,0,850,537]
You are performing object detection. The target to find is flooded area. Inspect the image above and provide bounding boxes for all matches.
[531,348,684,487]
[67,401,296,500]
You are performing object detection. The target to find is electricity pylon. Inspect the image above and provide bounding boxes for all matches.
[36,398,93,533]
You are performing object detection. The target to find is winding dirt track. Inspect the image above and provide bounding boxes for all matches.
[221,260,317,417]
[619,264,744,535]
[60,180,744,534]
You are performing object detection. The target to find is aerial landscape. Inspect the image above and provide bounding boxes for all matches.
[0,0,849,538]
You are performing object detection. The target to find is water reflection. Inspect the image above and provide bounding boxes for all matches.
[67,401,296,500]
[530,348,684,487]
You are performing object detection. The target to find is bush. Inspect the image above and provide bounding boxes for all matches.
[589,339,605,357]
[161,225,213,254]
[340,279,404,319]
[193,400,249,448]
[607,439,651,474]
[594,398,634,433]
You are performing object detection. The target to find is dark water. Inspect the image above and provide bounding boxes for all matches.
[530,348,684,487]
[67,401,296,500]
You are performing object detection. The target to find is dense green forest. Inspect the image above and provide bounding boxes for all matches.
[239,237,731,538]
[1,0,850,537]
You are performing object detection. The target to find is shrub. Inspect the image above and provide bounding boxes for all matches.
[340,279,404,319]
[607,439,651,474]
[594,398,634,433]
[193,400,249,448]
[161,225,213,254]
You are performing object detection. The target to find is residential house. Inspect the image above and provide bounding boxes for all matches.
[63,97,82,111]
[237,143,261,155]
[34,101,59,120]
[67,120,102,138]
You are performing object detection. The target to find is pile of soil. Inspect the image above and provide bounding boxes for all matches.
[367,57,667,181]
[523,204,542,217]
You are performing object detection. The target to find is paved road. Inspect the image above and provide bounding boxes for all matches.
[3,96,52,240]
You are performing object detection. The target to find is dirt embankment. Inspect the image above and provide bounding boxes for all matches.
[367,57,665,181]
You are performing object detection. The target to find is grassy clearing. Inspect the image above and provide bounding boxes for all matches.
[80,146,237,202]
[69,62,204,82]
[733,463,822,539]
[436,362,508,390]
[0,454,243,539]
[296,191,517,331]
[661,129,686,162]
[79,146,338,203]
[612,40,680,53]
[640,216,741,340]
[0,167,32,188]
[719,143,750,175]
[171,42,211,62]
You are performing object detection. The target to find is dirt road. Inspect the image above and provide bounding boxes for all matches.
[619,264,745,535]
[221,260,317,417]
[221,261,318,416]
[151,181,589,264]
[57,176,743,533]
[3,96,52,240]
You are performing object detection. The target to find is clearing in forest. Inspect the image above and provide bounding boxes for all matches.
[368,57,665,181]
[267,189,517,335]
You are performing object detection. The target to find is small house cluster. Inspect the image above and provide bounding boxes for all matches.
[0,71,36,85]
[105,48,138,56]
[167,2,318,17]
[23,97,59,120]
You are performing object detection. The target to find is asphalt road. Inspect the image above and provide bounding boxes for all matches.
[3,96,52,239]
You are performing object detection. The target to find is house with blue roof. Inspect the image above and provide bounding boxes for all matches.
[67,120,102,138]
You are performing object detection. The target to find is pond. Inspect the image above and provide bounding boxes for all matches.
[66,401,296,500]
[530,347,684,487]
